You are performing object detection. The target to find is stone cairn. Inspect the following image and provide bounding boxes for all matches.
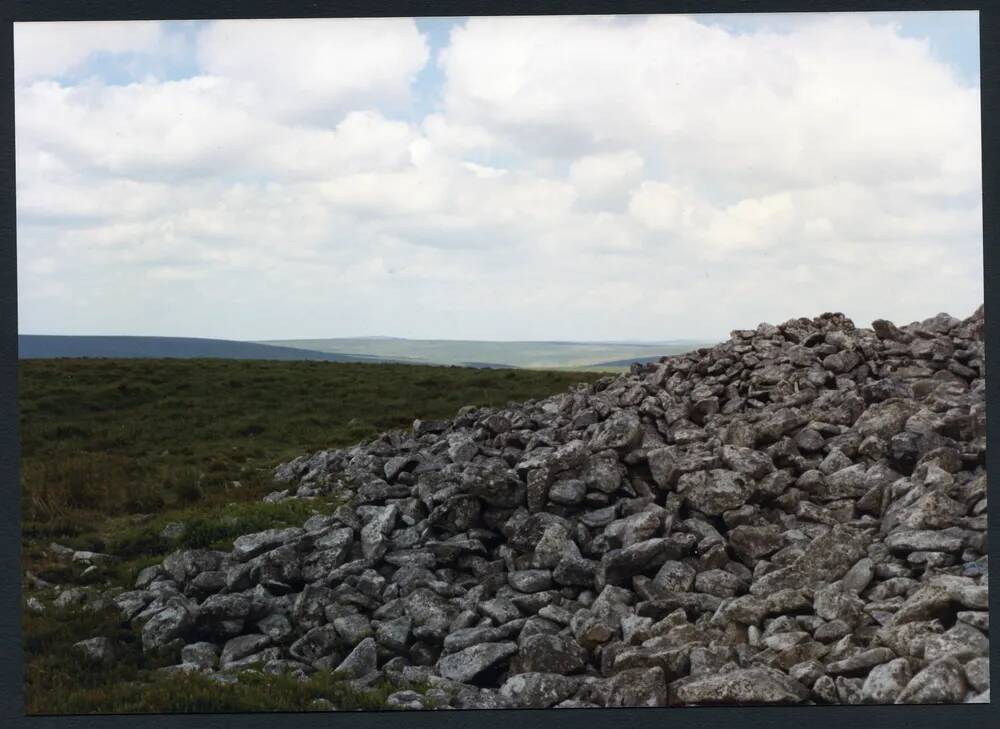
[108,307,988,708]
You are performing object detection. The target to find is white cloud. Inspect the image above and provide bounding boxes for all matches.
[16,77,264,180]
[195,18,430,122]
[570,150,644,211]
[13,21,165,81]
[16,79,423,186]
[628,181,711,235]
[15,14,983,341]
[439,14,980,198]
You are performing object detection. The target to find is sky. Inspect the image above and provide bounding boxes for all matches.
[14,11,983,342]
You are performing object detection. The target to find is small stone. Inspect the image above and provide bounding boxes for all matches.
[436,642,517,683]
[181,641,220,669]
[861,657,911,704]
[548,479,586,505]
[333,614,373,646]
[142,601,195,652]
[257,614,293,642]
[516,633,587,674]
[73,637,118,663]
[885,530,964,554]
[601,538,675,585]
[607,666,668,707]
[508,570,554,593]
[335,637,378,679]
[220,634,271,667]
[674,666,810,705]
[694,569,743,598]
[385,690,425,710]
[26,597,45,614]
[677,470,751,516]
[841,558,874,594]
[957,611,989,631]
[964,657,989,694]
[289,625,340,663]
[499,672,579,708]
[480,597,521,625]
[826,647,897,676]
[923,623,989,663]
[789,660,826,687]
[895,658,967,704]
[160,522,186,540]
[231,528,304,562]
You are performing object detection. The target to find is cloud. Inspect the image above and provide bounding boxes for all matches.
[439,14,980,198]
[16,80,424,187]
[195,18,430,122]
[15,14,983,341]
[13,21,166,81]
[570,150,644,212]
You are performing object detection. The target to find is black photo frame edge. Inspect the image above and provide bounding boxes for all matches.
[0,1,995,727]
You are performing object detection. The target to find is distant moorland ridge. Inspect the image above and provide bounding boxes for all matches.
[260,336,711,369]
[19,335,712,370]
[17,335,385,364]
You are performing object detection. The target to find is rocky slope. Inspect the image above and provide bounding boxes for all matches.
[105,307,988,708]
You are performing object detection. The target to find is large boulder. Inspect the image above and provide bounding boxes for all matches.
[677,470,751,515]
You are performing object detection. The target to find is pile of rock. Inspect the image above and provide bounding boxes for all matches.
[107,307,988,707]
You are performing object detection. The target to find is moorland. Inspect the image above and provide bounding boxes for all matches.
[19,357,603,713]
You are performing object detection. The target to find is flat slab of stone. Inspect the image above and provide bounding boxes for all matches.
[673,667,810,705]
[436,642,517,683]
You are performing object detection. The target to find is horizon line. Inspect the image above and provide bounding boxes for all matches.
[19,332,719,346]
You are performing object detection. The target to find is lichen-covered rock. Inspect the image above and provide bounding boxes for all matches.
[963,657,990,694]
[436,642,517,683]
[590,411,644,452]
[232,529,304,562]
[677,470,751,516]
[73,637,119,663]
[289,625,340,664]
[673,666,810,705]
[861,658,911,704]
[181,641,220,669]
[220,634,272,668]
[895,658,968,704]
[607,666,668,707]
[923,623,989,663]
[335,637,378,678]
[516,634,587,675]
[385,690,427,710]
[141,600,195,652]
[499,672,579,708]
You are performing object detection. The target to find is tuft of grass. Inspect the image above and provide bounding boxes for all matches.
[23,602,176,715]
[23,603,407,714]
[31,668,407,715]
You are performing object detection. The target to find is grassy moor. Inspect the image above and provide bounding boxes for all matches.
[19,357,602,713]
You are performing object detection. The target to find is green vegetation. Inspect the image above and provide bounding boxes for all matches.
[20,357,603,713]
[24,601,416,715]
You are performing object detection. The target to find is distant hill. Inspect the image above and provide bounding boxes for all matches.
[18,334,716,370]
[260,337,713,370]
[590,354,681,368]
[17,335,391,363]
